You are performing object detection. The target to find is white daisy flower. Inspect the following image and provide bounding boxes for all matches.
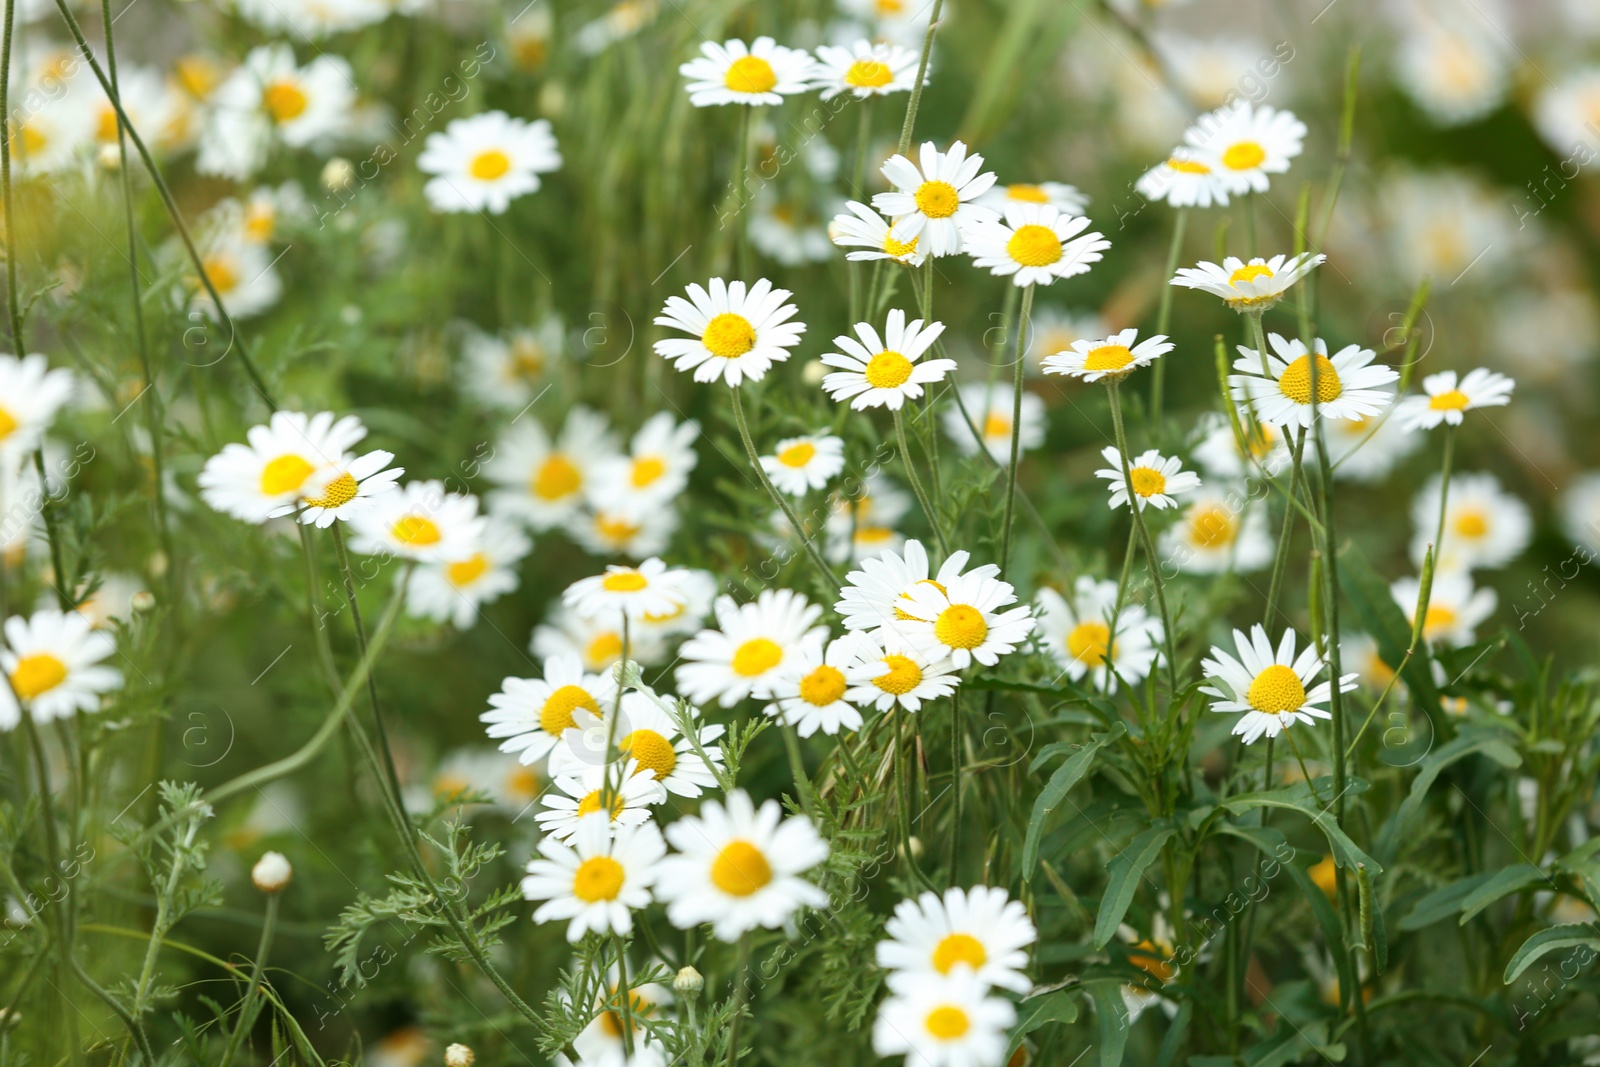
[198,411,396,526]
[416,746,544,816]
[564,558,691,622]
[1136,148,1229,208]
[186,233,283,321]
[1393,571,1496,647]
[632,568,716,641]
[820,309,954,411]
[535,758,667,842]
[1533,66,1600,157]
[810,40,920,99]
[0,354,74,460]
[349,481,486,563]
[1229,334,1399,429]
[1159,489,1273,575]
[893,566,1036,670]
[675,589,827,707]
[1042,328,1172,383]
[1341,632,1397,693]
[1393,368,1514,431]
[589,412,700,511]
[653,278,806,387]
[1171,252,1325,312]
[88,66,179,160]
[655,789,828,941]
[0,609,123,729]
[197,44,354,180]
[959,203,1110,288]
[872,969,1015,1067]
[406,517,531,629]
[828,200,927,266]
[826,516,907,565]
[1034,578,1162,692]
[748,197,833,266]
[295,450,403,529]
[532,603,667,673]
[872,140,999,257]
[481,654,618,766]
[1096,447,1201,510]
[485,408,620,532]
[1190,412,1292,481]
[842,632,959,713]
[1318,395,1421,482]
[766,635,865,737]
[417,110,561,214]
[1185,101,1305,195]
[1394,25,1509,128]
[835,538,974,634]
[552,689,725,799]
[939,383,1045,464]
[679,37,812,107]
[1200,625,1357,745]
[570,967,673,1067]
[522,812,665,942]
[8,84,95,176]
[760,433,846,496]
[1116,917,1180,1023]
[1560,473,1600,554]
[1410,472,1530,573]
[566,505,678,560]
[976,181,1089,216]
[839,0,934,45]
[460,317,564,412]
[876,886,1037,994]
[1377,168,1515,285]
[1027,307,1109,375]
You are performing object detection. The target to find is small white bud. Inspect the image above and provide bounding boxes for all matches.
[251,851,292,893]
[131,590,156,613]
[673,966,704,996]
[321,157,355,193]
[444,1043,476,1067]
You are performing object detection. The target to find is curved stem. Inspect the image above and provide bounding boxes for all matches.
[895,0,946,155]
[218,893,280,1067]
[998,284,1035,572]
[729,385,837,590]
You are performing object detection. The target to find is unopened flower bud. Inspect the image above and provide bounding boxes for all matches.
[444,1043,476,1067]
[251,851,292,893]
[321,157,355,193]
[131,590,156,613]
[673,966,704,996]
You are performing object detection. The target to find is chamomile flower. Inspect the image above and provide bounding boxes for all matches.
[760,433,845,496]
[839,0,934,46]
[1186,101,1305,195]
[655,789,828,941]
[1560,473,1600,553]
[349,481,487,562]
[835,538,976,634]
[872,140,998,257]
[676,589,827,707]
[1229,334,1399,429]
[653,278,806,387]
[1393,571,1496,647]
[766,635,865,737]
[826,516,907,564]
[564,558,690,622]
[485,409,620,531]
[1117,916,1180,1023]
[977,181,1089,216]
[939,384,1045,464]
[522,813,665,942]
[197,44,354,179]
[0,609,122,729]
[482,654,618,766]
[418,746,543,816]
[199,411,380,525]
[590,413,700,511]
[1042,328,1172,383]
[1394,25,1509,127]
[533,604,667,672]
[535,759,667,842]
[1317,397,1420,482]
[570,968,673,1067]
[8,87,94,176]
[460,317,564,412]
[872,969,1015,1067]
[556,689,724,796]
[821,310,954,411]
[829,200,927,266]
[679,37,812,107]
[294,450,403,529]
[1033,578,1162,692]
[842,633,958,713]
[960,203,1110,288]
[1393,368,1514,431]
[0,354,74,460]
[1159,490,1273,574]
[893,567,1036,670]
[406,517,530,629]
[1171,253,1325,312]
[417,111,561,214]
[1190,412,1291,480]
[1096,447,1201,511]
[567,505,678,560]
[1136,148,1229,208]
[186,234,283,320]
[1200,625,1357,745]
[1533,66,1600,157]
[1027,308,1109,375]
[876,886,1037,994]
[810,40,920,99]
[633,568,716,641]
[1410,473,1530,572]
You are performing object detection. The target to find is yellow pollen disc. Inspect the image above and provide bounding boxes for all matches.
[844,59,893,88]
[799,664,847,706]
[777,441,816,468]
[586,632,623,667]
[620,729,677,779]
[1278,353,1343,405]
[1006,224,1063,268]
[710,840,772,896]
[571,855,625,902]
[913,180,960,219]
[432,773,469,799]
[202,255,238,293]
[982,412,1011,438]
[391,515,442,546]
[1308,855,1339,898]
[732,638,783,677]
[1128,939,1175,981]
[631,455,666,487]
[507,764,540,800]
[855,525,895,544]
[602,570,649,592]
[1228,264,1275,286]
[18,121,48,156]
[532,454,582,501]
[1167,156,1210,174]
[702,313,756,359]
[0,407,16,441]
[95,105,120,143]
[931,933,987,974]
[259,454,315,496]
[1429,389,1470,411]
[642,602,685,624]
[10,653,67,700]
[874,654,923,695]
[1246,664,1307,715]
[1006,184,1050,203]
[576,789,626,820]
[883,230,920,257]
[925,1006,970,1041]
[1422,605,1456,634]
[304,472,358,509]
[877,0,903,11]
[1222,140,1267,171]
[446,553,491,588]
[469,148,512,181]
[598,991,651,1038]
[594,514,641,543]
[1083,344,1134,372]
[1067,621,1112,667]
[262,80,308,122]
[864,349,914,389]
[1189,504,1237,548]
[1454,510,1488,538]
[510,340,545,377]
[935,604,988,650]
[724,55,778,94]
[1129,467,1166,498]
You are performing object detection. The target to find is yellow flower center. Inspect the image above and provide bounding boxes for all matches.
[620,728,677,779]
[594,513,641,544]
[1006,224,1063,267]
[1429,389,1470,411]
[982,412,1010,438]
[1228,264,1275,286]
[710,840,772,896]
[1166,156,1210,174]
[0,407,15,441]
[874,654,923,695]
[259,454,315,496]
[1422,605,1456,635]
[935,604,988,650]
[642,602,686,624]
[598,991,651,1038]
[856,525,895,545]
[586,632,623,667]
[931,932,987,974]
[1083,344,1134,372]
[798,664,847,706]
[532,454,582,501]
[725,55,778,94]
[864,350,914,389]
[630,455,666,487]
[95,104,120,144]
[602,570,649,592]
[468,148,511,181]
[702,312,756,359]
[446,553,491,588]
[571,855,625,902]
[1128,939,1175,981]
[506,764,539,800]
[202,255,238,294]
[1454,510,1488,539]
[391,515,442,546]
[1246,664,1307,715]
[303,472,358,509]
[1221,140,1266,171]
[913,180,960,219]
[245,206,276,243]
[732,637,783,677]
[262,80,308,122]
[1129,466,1166,498]
[882,229,920,258]
[510,339,545,377]
[1189,504,1237,548]
[844,59,893,88]
[18,120,49,156]
[576,789,625,819]
[1005,183,1050,203]
[925,1006,970,1041]
[1278,353,1343,405]
[10,653,67,700]
[777,442,816,468]
[1067,621,1112,667]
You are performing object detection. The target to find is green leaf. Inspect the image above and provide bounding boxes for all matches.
[1221,779,1382,876]
[1400,872,1496,930]
[1094,823,1177,948]
[1004,989,1078,1060]
[1503,924,1600,984]
[1338,540,1440,712]
[1374,729,1520,867]
[1085,980,1130,1067]
[1459,864,1548,924]
[1023,723,1125,878]
[1286,860,1353,1011]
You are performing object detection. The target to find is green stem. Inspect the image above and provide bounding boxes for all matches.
[1148,208,1187,437]
[330,523,409,820]
[895,0,946,155]
[724,934,751,1067]
[894,406,947,558]
[948,687,962,877]
[1431,427,1457,570]
[1107,381,1179,695]
[218,892,280,1067]
[780,723,818,820]
[998,284,1035,572]
[729,385,837,590]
